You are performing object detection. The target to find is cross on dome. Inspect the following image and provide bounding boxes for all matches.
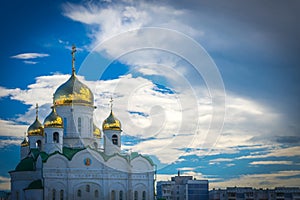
[71,44,77,75]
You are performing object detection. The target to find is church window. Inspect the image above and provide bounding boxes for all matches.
[45,133,47,142]
[86,185,90,192]
[36,140,42,150]
[77,189,81,197]
[95,190,99,198]
[142,191,146,200]
[63,118,67,135]
[78,117,82,134]
[134,191,138,200]
[119,191,123,200]
[53,132,59,143]
[94,142,98,149]
[111,190,116,200]
[52,189,56,200]
[90,118,93,135]
[112,135,118,145]
[60,190,64,200]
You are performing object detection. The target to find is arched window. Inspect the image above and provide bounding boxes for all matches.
[60,190,64,200]
[78,117,82,134]
[36,140,42,150]
[95,190,99,198]
[119,191,123,200]
[53,132,59,143]
[134,191,138,200]
[142,191,146,200]
[111,190,115,200]
[63,118,67,135]
[52,189,56,200]
[77,189,81,197]
[86,185,90,192]
[112,135,118,145]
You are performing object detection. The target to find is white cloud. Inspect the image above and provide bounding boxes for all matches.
[249,161,293,165]
[23,60,38,65]
[0,119,27,137]
[10,53,49,59]
[0,176,10,190]
[210,170,300,189]
[0,73,287,165]
[238,146,300,160]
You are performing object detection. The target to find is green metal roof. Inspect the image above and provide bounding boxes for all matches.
[25,179,43,190]
[15,157,35,171]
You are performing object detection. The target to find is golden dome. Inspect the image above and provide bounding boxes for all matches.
[53,73,94,107]
[28,118,44,136]
[102,111,122,131]
[21,138,29,147]
[93,123,101,138]
[43,107,63,128]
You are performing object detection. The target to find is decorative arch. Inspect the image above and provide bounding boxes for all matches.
[73,182,102,200]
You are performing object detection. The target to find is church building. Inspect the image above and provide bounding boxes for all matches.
[9,46,155,200]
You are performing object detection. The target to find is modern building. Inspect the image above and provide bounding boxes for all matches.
[9,46,155,200]
[209,187,300,200]
[157,173,208,200]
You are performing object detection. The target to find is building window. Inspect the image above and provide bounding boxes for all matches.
[53,132,59,143]
[78,117,82,134]
[36,140,42,150]
[77,189,81,197]
[142,191,146,200]
[94,142,98,149]
[90,118,93,135]
[112,135,118,145]
[119,191,123,200]
[111,190,116,200]
[63,118,67,135]
[86,185,90,192]
[95,190,99,198]
[16,191,19,200]
[134,191,138,200]
[60,190,64,200]
[52,189,56,200]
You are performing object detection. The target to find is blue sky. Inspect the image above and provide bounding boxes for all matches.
[1,0,300,190]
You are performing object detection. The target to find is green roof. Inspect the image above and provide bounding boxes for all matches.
[15,157,35,171]
[25,179,43,190]
[62,147,85,160]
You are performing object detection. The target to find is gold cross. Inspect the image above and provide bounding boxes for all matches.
[71,44,77,75]
[110,97,113,111]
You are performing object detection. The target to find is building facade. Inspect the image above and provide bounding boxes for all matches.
[9,46,155,200]
[157,174,208,200]
[209,187,300,200]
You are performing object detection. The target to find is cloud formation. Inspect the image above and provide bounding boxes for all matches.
[10,53,49,59]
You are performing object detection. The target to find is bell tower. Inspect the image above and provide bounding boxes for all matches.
[102,98,122,155]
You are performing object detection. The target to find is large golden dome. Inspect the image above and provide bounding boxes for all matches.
[53,73,94,107]
[44,107,63,128]
[28,118,44,136]
[93,123,101,138]
[102,111,122,131]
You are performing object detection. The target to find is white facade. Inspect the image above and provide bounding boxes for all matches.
[9,60,155,200]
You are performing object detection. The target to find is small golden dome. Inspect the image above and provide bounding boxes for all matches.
[53,74,94,107]
[21,138,29,147]
[44,107,63,128]
[102,111,122,131]
[28,118,44,136]
[93,123,101,138]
